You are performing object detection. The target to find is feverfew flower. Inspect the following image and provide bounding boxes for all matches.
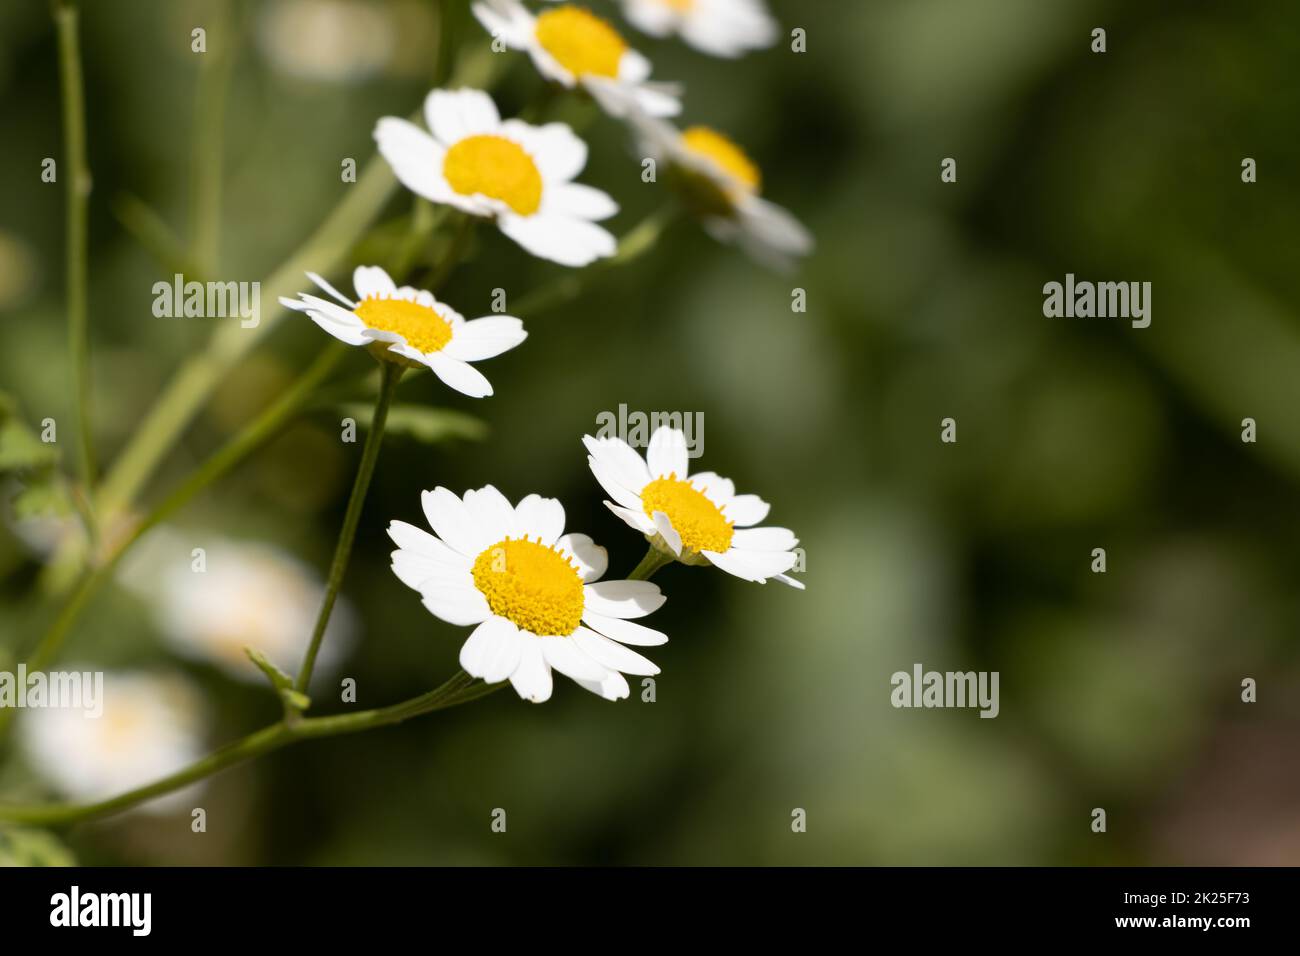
[119,530,356,684]
[375,88,618,266]
[617,0,777,58]
[585,426,804,587]
[634,114,811,270]
[388,485,667,703]
[472,1,681,118]
[280,265,527,398]
[20,671,205,813]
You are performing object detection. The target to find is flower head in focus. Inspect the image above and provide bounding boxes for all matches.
[20,671,206,814]
[375,88,619,266]
[633,114,812,270]
[388,485,667,702]
[585,426,804,587]
[616,0,777,58]
[472,1,681,119]
[280,265,527,397]
[118,530,357,684]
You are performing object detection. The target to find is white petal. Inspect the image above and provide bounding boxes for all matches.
[353,265,396,301]
[580,610,667,646]
[424,87,501,145]
[604,501,656,535]
[305,271,357,307]
[425,351,494,398]
[583,580,665,619]
[541,635,608,681]
[462,485,516,544]
[387,519,467,565]
[508,639,553,702]
[499,119,586,181]
[442,316,527,362]
[651,511,682,556]
[723,494,770,527]
[582,434,651,490]
[689,471,736,505]
[514,494,565,545]
[556,533,607,582]
[575,669,630,701]
[701,547,797,582]
[647,426,689,479]
[374,117,455,204]
[544,182,618,221]
[497,212,616,267]
[588,460,645,511]
[460,616,523,683]
[391,549,468,592]
[572,627,659,676]
[731,527,798,551]
[421,487,487,557]
[773,573,806,590]
[420,584,492,626]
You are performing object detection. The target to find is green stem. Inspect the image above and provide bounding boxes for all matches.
[189,0,235,276]
[0,669,503,828]
[54,0,95,518]
[0,344,347,743]
[627,546,673,581]
[295,360,402,694]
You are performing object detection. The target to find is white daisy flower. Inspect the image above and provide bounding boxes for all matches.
[585,426,804,588]
[118,530,357,685]
[387,485,668,703]
[634,114,811,270]
[279,264,527,398]
[20,671,205,813]
[374,88,619,267]
[471,1,681,119]
[616,0,777,58]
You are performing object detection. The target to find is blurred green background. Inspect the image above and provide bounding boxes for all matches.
[2,0,1299,865]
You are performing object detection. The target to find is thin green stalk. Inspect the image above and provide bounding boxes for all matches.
[54,0,95,517]
[0,668,503,828]
[189,0,235,275]
[627,546,674,581]
[0,344,347,742]
[295,360,403,694]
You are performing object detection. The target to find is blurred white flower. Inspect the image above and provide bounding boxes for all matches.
[472,1,681,118]
[119,530,356,684]
[388,485,668,703]
[375,88,618,267]
[21,671,205,813]
[633,114,812,270]
[281,265,527,397]
[257,0,396,83]
[586,426,804,586]
[616,0,777,58]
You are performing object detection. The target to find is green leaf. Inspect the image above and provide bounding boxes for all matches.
[245,646,293,690]
[0,827,77,867]
[340,403,488,445]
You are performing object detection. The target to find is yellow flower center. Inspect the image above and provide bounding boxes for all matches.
[641,475,734,553]
[353,296,453,354]
[471,537,585,636]
[442,134,543,216]
[681,126,761,194]
[534,6,627,79]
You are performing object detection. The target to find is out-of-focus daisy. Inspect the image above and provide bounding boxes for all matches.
[585,426,804,587]
[471,1,681,118]
[634,114,811,270]
[20,671,205,813]
[280,265,526,398]
[119,530,356,685]
[388,485,667,703]
[375,88,618,266]
[617,0,777,58]
[257,0,397,83]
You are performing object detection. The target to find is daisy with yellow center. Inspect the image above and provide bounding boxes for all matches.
[388,485,668,702]
[615,0,777,58]
[585,426,804,587]
[472,2,681,119]
[375,88,619,267]
[632,113,812,271]
[279,265,527,397]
